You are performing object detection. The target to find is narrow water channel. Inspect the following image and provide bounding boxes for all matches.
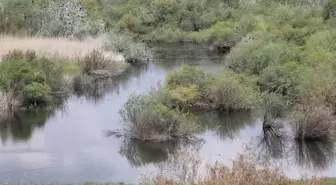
[0,44,335,183]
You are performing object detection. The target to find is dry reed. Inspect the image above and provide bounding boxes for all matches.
[0,35,124,62]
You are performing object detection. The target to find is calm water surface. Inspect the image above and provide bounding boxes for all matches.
[0,44,335,183]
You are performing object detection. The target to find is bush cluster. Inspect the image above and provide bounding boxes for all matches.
[0,50,65,110]
[120,93,197,142]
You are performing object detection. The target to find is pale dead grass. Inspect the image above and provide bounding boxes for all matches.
[0,35,124,62]
[144,148,328,185]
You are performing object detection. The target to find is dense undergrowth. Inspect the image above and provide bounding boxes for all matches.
[118,0,336,142]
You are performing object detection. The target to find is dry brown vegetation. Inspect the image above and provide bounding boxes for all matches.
[292,104,336,141]
[143,149,329,185]
[0,35,124,62]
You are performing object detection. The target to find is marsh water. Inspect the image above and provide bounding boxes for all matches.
[0,44,335,183]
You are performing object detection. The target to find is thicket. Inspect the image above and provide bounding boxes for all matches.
[117,0,336,141]
[0,50,65,111]
[120,93,198,142]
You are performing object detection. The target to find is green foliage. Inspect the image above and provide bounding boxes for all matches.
[23,82,51,105]
[120,93,196,142]
[324,0,336,21]
[146,25,184,42]
[0,0,47,34]
[117,13,144,33]
[0,50,66,109]
[227,39,300,75]
[295,64,336,106]
[188,21,238,46]
[163,66,259,111]
[166,65,214,92]
[259,61,302,101]
[104,32,150,63]
[260,92,287,121]
[303,29,336,67]
[210,70,259,111]
[167,84,200,104]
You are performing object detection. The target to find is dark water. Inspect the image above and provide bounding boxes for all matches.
[0,44,335,183]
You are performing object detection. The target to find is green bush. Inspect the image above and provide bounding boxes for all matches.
[303,29,336,67]
[295,64,336,106]
[104,32,150,64]
[227,39,300,75]
[209,70,259,111]
[120,93,197,142]
[23,82,51,105]
[188,21,238,46]
[166,65,214,93]
[146,25,185,42]
[117,13,144,33]
[259,61,302,101]
[260,92,287,123]
[167,84,201,105]
[0,50,66,109]
[323,0,336,21]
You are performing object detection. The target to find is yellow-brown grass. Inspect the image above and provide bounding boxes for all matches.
[0,35,124,62]
[144,148,328,185]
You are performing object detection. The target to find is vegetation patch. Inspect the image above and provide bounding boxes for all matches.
[163,66,259,111]
[120,93,197,142]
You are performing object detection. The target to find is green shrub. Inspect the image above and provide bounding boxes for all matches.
[30,57,64,91]
[120,93,197,142]
[188,21,238,46]
[0,60,35,90]
[166,65,214,93]
[167,84,201,105]
[259,61,302,101]
[104,32,150,64]
[295,64,336,106]
[323,0,336,21]
[303,29,336,67]
[146,25,185,42]
[210,70,259,111]
[23,82,51,105]
[117,13,144,33]
[260,92,287,123]
[227,39,300,75]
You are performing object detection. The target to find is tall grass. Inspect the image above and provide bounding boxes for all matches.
[0,35,124,62]
[78,49,117,74]
[144,149,328,185]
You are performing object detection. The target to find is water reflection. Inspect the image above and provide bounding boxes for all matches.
[196,111,256,139]
[291,139,335,171]
[254,127,288,160]
[151,43,223,69]
[119,139,178,167]
[73,66,148,102]
[0,108,60,143]
[253,125,336,172]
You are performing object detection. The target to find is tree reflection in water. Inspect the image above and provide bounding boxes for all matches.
[291,139,335,171]
[196,111,256,140]
[254,126,289,161]
[253,123,335,172]
[0,99,66,143]
[119,138,204,167]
